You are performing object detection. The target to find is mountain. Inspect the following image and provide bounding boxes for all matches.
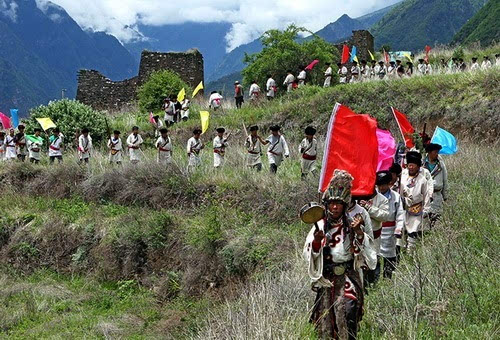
[314,14,366,43]
[0,0,137,115]
[370,0,489,51]
[451,0,500,46]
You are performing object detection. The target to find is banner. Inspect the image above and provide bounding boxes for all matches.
[403,52,413,63]
[200,111,210,134]
[376,128,396,171]
[368,50,375,61]
[10,109,19,128]
[305,59,319,71]
[391,107,415,148]
[35,117,56,131]
[341,45,350,64]
[350,46,357,63]
[177,88,186,102]
[0,112,12,129]
[26,135,44,144]
[192,81,204,98]
[383,49,390,64]
[318,103,379,196]
[431,126,457,155]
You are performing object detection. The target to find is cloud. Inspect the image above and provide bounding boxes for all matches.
[44,0,401,50]
[0,0,18,22]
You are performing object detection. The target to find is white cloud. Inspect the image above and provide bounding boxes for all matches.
[0,0,18,22]
[43,0,401,50]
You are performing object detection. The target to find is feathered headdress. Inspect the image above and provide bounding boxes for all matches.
[322,169,353,205]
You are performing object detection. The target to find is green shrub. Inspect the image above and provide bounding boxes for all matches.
[25,99,107,145]
[137,70,190,112]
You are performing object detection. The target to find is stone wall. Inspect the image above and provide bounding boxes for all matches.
[76,49,204,112]
[335,30,375,63]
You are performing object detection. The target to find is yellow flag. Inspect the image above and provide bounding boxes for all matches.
[368,50,375,61]
[200,111,210,134]
[354,55,359,63]
[35,117,56,131]
[192,81,204,98]
[177,88,186,102]
[404,53,413,63]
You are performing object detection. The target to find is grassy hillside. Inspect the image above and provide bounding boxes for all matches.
[0,64,499,338]
[451,0,500,47]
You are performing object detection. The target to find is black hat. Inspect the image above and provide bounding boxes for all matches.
[325,62,331,66]
[390,61,396,64]
[304,126,316,135]
[193,128,202,134]
[376,171,392,185]
[389,163,402,175]
[406,151,422,166]
[425,143,442,153]
[361,59,367,64]
[352,61,358,65]
[249,125,258,131]
[418,58,424,62]
[337,62,342,66]
[269,125,281,131]
[132,126,139,130]
[53,127,60,133]
[378,61,384,64]
[371,60,376,63]
[472,57,478,60]
[483,56,489,59]
[113,130,121,135]
[18,124,25,129]
[396,59,401,63]
[216,127,225,133]
[159,128,168,134]
[34,128,42,133]
[82,128,89,134]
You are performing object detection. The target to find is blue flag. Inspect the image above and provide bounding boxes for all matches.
[10,109,19,128]
[431,126,457,155]
[349,46,357,63]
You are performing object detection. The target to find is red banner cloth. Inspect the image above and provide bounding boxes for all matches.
[305,59,319,70]
[391,107,415,148]
[0,112,12,129]
[341,45,350,64]
[319,103,379,196]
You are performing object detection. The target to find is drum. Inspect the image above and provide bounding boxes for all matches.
[299,202,325,224]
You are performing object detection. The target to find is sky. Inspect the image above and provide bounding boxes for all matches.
[34,0,401,51]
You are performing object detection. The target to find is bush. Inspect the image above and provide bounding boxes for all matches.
[25,99,107,145]
[137,70,190,112]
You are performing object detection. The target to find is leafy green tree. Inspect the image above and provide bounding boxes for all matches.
[137,70,190,112]
[242,25,338,93]
[379,45,391,53]
[25,99,107,145]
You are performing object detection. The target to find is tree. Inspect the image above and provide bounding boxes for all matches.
[379,45,391,53]
[242,25,338,93]
[25,99,107,145]
[137,70,190,112]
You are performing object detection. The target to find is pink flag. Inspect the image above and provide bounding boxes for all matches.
[0,112,12,129]
[305,60,319,71]
[376,128,396,171]
[149,112,156,124]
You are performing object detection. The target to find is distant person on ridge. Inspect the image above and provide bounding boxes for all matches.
[396,59,405,77]
[495,54,500,67]
[107,130,123,165]
[265,125,289,174]
[283,70,295,92]
[48,127,63,164]
[470,57,480,71]
[360,60,369,81]
[481,56,492,69]
[387,61,397,78]
[337,62,348,83]
[209,91,223,111]
[323,63,333,87]
[299,126,318,179]
[405,62,413,77]
[375,61,386,79]
[266,75,276,100]
[424,60,433,74]
[249,80,261,102]
[78,127,92,164]
[127,126,143,164]
[369,59,377,79]
[297,66,307,87]
[424,143,448,230]
[234,81,244,109]
[350,61,360,83]
[417,59,426,75]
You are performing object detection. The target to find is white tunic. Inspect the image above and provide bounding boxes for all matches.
[28,139,42,160]
[338,66,348,83]
[266,135,289,166]
[481,60,492,69]
[470,62,480,71]
[126,133,143,162]
[164,102,175,123]
[283,74,295,92]
[375,65,387,79]
[156,136,172,165]
[245,135,262,166]
[213,136,228,168]
[187,137,203,167]
[299,137,318,174]
[107,137,123,163]
[324,67,332,87]
[425,156,448,215]
[417,63,426,74]
[5,135,16,159]
[16,134,27,156]
[181,99,190,119]
[350,66,361,83]
[297,70,306,86]
[78,135,92,160]
[400,168,433,234]
[249,83,261,100]
[0,138,5,161]
[266,78,276,97]
[209,93,223,109]
[364,192,390,254]
[48,135,63,157]
[379,190,405,258]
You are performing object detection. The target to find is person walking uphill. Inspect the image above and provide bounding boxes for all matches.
[234,81,244,109]
[304,170,377,340]
[299,126,318,179]
[265,125,289,174]
[245,125,266,171]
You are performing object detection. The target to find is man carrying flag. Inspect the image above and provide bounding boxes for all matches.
[27,128,43,164]
[297,66,307,87]
[49,128,64,164]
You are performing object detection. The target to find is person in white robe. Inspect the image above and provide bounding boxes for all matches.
[417,59,426,75]
[248,81,261,101]
[209,91,223,111]
[481,56,492,69]
[400,151,433,249]
[297,67,307,87]
[264,125,289,174]
[375,61,387,79]
[126,126,143,164]
[424,143,448,229]
[48,128,63,164]
[470,57,480,71]
[151,115,163,137]
[187,129,204,170]
[304,170,376,339]
[299,126,318,179]
[495,53,500,67]
[283,71,295,92]
[163,98,176,126]
[107,130,123,164]
[387,61,397,78]
[350,61,361,83]
[27,128,43,164]
[155,128,173,165]
[376,171,405,279]
[323,63,332,87]
[78,128,93,163]
[5,129,17,161]
[368,60,377,79]
[0,131,6,161]
[337,62,348,83]
[213,127,230,168]
[245,125,266,171]
[360,60,370,81]
[181,98,191,121]
[15,125,27,162]
[266,75,276,100]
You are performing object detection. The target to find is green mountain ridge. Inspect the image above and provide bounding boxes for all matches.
[451,0,500,46]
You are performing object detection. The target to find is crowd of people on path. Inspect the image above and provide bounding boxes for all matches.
[302,140,449,339]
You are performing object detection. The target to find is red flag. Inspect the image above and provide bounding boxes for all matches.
[319,103,379,196]
[341,45,350,64]
[149,112,156,124]
[383,49,390,64]
[424,45,431,63]
[305,59,319,71]
[0,112,12,129]
[391,107,415,148]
